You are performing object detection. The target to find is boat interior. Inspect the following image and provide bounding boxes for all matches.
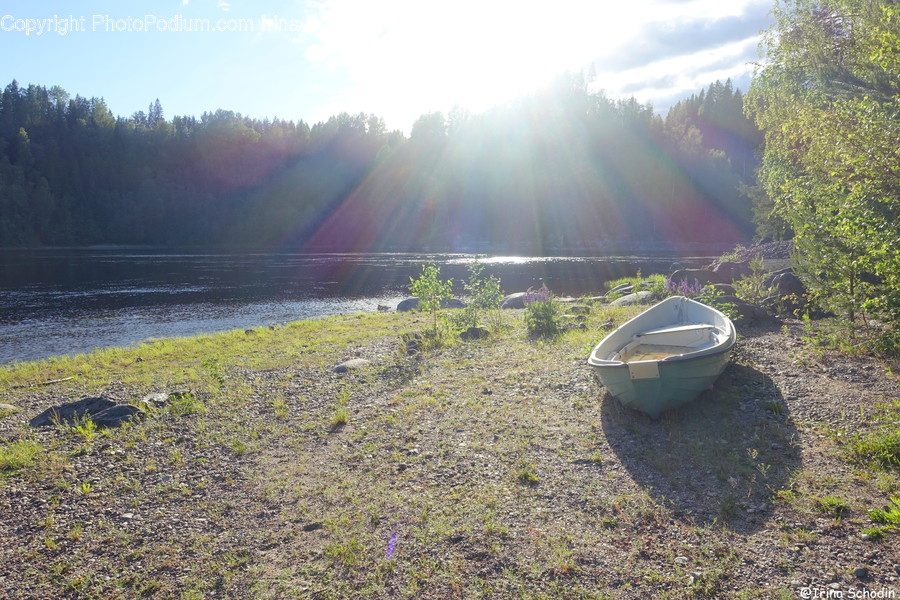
[614,322,723,363]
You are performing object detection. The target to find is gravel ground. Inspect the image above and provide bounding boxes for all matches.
[0,311,898,599]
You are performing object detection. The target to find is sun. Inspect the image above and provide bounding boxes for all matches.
[303,0,645,129]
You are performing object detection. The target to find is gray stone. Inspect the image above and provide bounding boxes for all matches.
[712,260,752,281]
[92,404,145,428]
[460,327,489,341]
[30,397,116,428]
[500,292,527,309]
[674,556,689,566]
[397,297,419,312]
[333,358,371,373]
[609,291,655,307]
[609,283,634,295]
[854,567,869,579]
[140,393,170,408]
[397,297,467,312]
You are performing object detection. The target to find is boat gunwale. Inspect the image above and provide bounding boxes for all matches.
[587,296,736,369]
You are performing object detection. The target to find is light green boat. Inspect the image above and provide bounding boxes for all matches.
[588,296,736,418]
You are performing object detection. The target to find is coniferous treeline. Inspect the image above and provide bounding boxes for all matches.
[0,76,761,251]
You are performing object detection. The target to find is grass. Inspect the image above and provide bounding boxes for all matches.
[1,304,898,598]
[0,438,43,472]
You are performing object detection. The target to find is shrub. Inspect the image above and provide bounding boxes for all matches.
[524,284,560,337]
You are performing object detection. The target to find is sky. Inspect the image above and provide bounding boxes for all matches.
[0,0,773,132]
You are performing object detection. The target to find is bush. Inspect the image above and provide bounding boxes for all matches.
[524,284,560,337]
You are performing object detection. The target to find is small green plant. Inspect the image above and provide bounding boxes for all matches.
[516,468,539,486]
[868,497,900,525]
[849,400,900,469]
[79,481,93,495]
[861,526,891,541]
[814,495,850,518]
[409,264,454,338]
[0,439,43,472]
[460,261,504,331]
[330,406,349,429]
[734,255,778,305]
[71,418,98,442]
[201,359,226,387]
[523,284,560,337]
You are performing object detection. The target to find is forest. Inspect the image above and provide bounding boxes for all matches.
[0,76,761,252]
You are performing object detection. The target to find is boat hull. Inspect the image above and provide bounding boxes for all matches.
[588,296,736,418]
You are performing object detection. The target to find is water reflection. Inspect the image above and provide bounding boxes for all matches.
[0,250,708,364]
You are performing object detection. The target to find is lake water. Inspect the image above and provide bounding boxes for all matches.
[0,249,711,364]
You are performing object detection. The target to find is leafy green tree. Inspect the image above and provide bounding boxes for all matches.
[409,264,453,337]
[747,0,900,339]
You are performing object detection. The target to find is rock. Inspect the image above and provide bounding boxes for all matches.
[460,327,489,341]
[333,358,371,373]
[609,283,634,295]
[569,305,591,315]
[401,332,423,355]
[710,295,768,325]
[609,291,655,307]
[854,567,869,580]
[500,292,527,309]
[396,298,466,312]
[140,393,170,408]
[441,298,467,309]
[92,404,145,427]
[674,556,689,566]
[30,397,116,427]
[709,283,736,296]
[669,268,729,286]
[688,572,702,585]
[397,298,419,312]
[376,304,390,312]
[599,318,615,330]
[712,260,752,281]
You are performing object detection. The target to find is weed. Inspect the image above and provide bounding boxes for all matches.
[79,482,93,495]
[71,418,98,442]
[330,406,349,429]
[0,439,43,472]
[516,468,539,486]
[868,497,900,525]
[814,495,850,518]
[861,526,891,541]
[201,358,226,387]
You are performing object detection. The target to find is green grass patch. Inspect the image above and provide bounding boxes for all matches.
[0,439,43,473]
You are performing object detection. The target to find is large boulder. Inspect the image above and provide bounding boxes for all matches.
[91,404,145,428]
[766,269,806,298]
[711,261,753,282]
[30,397,116,428]
[396,298,466,312]
[500,292,527,309]
[609,291,655,307]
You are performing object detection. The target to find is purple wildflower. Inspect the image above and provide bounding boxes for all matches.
[523,283,551,305]
[665,277,704,298]
[385,531,398,560]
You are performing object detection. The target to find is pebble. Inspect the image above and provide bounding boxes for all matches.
[674,556,689,566]
[854,567,869,579]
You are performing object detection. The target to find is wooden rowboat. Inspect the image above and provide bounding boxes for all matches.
[588,296,736,418]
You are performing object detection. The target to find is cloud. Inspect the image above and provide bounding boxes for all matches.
[300,0,773,127]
